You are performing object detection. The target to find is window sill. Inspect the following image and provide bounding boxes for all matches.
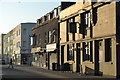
[83,61,94,64]
[105,61,113,64]
[66,60,75,64]
[86,27,90,30]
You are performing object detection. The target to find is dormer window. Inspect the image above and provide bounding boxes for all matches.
[44,16,48,21]
[50,12,54,19]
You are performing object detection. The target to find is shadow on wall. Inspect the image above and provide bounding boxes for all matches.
[85,66,103,76]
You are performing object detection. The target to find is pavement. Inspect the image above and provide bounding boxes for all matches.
[1,64,117,80]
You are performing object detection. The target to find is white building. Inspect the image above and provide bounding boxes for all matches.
[0,23,36,65]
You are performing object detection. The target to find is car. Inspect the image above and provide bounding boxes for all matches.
[0,59,5,65]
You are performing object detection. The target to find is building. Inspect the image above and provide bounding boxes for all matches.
[4,23,36,65]
[59,1,120,78]
[0,34,6,60]
[3,30,13,64]
[31,2,75,70]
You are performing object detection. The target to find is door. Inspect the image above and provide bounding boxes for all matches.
[76,43,80,72]
[61,45,64,65]
[95,40,103,76]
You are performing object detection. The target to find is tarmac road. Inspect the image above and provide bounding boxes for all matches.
[1,64,116,80]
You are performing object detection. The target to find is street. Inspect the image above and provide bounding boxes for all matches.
[0,64,116,80]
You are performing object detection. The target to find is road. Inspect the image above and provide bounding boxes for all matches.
[1,64,116,80]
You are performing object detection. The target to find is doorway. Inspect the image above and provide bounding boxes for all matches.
[76,43,80,72]
[95,40,103,76]
[61,45,64,65]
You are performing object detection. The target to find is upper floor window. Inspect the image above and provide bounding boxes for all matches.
[54,9,57,17]
[50,12,54,19]
[48,14,50,20]
[48,31,51,43]
[85,12,91,27]
[23,28,27,34]
[68,17,76,33]
[23,41,26,47]
[53,35,56,42]
[8,46,10,51]
[18,29,20,35]
[38,34,41,44]
[7,37,10,42]
[44,16,48,21]
[16,41,20,48]
[31,35,37,46]
[45,32,47,43]
[58,6,61,15]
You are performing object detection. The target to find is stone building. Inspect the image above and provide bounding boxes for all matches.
[31,2,75,70]
[59,1,120,78]
[3,30,13,64]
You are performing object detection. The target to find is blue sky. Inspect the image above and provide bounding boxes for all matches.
[0,0,76,34]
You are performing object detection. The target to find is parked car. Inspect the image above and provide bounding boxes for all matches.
[0,59,5,65]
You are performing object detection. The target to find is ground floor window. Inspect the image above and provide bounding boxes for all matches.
[105,38,112,62]
[32,54,39,62]
[83,41,92,61]
[67,44,74,61]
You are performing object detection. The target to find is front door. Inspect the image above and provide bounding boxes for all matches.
[76,43,80,72]
[95,40,103,76]
[61,45,64,65]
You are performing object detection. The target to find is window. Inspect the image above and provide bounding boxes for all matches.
[18,29,20,35]
[8,37,10,42]
[85,42,90,60]
[50,12,54,19]
[8,46,10,51]
[16,42,20,48]
[30,37,33,45]
[58,7,61,15]
[10,45,13,50]
[45,32,47,43]
[38,34,41,44]
[67,44,74,61]
[105,38,112,62]
[37,19,40,24]
[83,42,92,61]
[85,12,91,27]
[48,14,50,20]
[23,41,26,47]
[53,35,56,42]
[68,17,76,33]
[16,30,19,36]
[54,9,57,17]
[23,28,27,34]
[10,35,13,41]
[44,16,48,21]
[48,31,51,43]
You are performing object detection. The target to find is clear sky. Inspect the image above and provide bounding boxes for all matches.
[0,0,76,34]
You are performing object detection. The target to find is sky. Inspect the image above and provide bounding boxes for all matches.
[0,0,76,34]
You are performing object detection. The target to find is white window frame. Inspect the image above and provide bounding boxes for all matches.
[85,42,90,61]
[85,12,91,27]
[48,31,51,43]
